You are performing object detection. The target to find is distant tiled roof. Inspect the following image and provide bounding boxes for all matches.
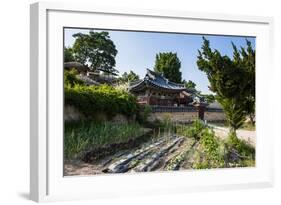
[78,75,100,86]
[64,62,88,73]
[207,101,222,109]
[129,69,192,92]
[206,101,223,112]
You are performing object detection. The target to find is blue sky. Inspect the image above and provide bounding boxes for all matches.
[64,28,255,94]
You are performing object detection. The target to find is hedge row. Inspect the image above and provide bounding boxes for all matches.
[64,84,139,117]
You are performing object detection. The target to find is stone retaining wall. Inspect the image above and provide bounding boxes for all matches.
[64,105,135,123]
[147,110,225,123]
[64,105,85,121]
[65,105,225,124]
[204,111,225,122]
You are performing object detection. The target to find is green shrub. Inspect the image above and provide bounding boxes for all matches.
[177,120,224,169]
[65,84,139,117]
[193,160,210,169]
[137,105,152,123]
[199,128,224,167]
[177,120,206,140]
[242,122,255,131]
[195,128,225,168]
[239,159,255,167]
[64,69,84,87]
[226,132,255,158]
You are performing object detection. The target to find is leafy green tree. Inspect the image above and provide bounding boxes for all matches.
[201,94,215,104]
[232,41,255,124]
[217,97,245,133]
[64,69,84,87]
[197,37,255,137]
[72,31,118,74]
[119,70,140,83]
[154,52,182,83]
[183,80,196,89]
[182,80,215,103]
[64,47,75,62]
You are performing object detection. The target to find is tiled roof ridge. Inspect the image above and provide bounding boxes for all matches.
[147,68,185,87]
[129,68,189,91]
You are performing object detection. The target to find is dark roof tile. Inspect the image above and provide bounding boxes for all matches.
[129,69,189,92]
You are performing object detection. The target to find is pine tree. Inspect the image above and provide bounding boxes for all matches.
[197,37,255,137]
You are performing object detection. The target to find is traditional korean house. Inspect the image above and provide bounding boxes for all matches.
[129,69,194,106]
[64,61,88,74]
[64,61,100,86]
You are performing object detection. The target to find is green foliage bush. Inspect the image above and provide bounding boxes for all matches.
[177,120,224,169]
[65,83,139,117]
[64,69,84,87]
[199,129,224,167]
[137,105,152,124]
[226,132,255,158]
[177,120,206,140]
[64,69,139,118]
[192,129,224,169]
[177,120,255,169]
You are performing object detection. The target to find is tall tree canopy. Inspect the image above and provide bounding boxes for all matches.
[182,79,215,103]
[64,47,75,62]
[197,37,255,136]
[183,80,196,89]
[232,40,255,124]
[72,31,118,74]
[119,70,140,83]
[200,94,215,104]
[154,52,182,83]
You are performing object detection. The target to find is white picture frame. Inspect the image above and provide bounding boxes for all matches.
[30,2,274,202]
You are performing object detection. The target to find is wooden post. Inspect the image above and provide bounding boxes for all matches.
[147,89,151,105]
[198,106,205,120]
[193,102,207,121]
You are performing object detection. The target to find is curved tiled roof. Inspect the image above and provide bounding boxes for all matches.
[129,69,190,92]
[78,74,100,85]
[64,61,88,74]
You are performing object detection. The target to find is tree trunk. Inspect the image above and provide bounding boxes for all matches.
[249,114,255,126]
[228,127,238,141]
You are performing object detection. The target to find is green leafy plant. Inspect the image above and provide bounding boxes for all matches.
[192,128,224,169]
[199,129,224,167]
[64,84,139,118]
[137,105,152,124]
[226,132,255,158]
[177,120,206,140]
[64,69,84,87]
[64,121,144,159]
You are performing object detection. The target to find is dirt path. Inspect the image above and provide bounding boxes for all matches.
[64,135,195,176]
[209,124,256,146]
